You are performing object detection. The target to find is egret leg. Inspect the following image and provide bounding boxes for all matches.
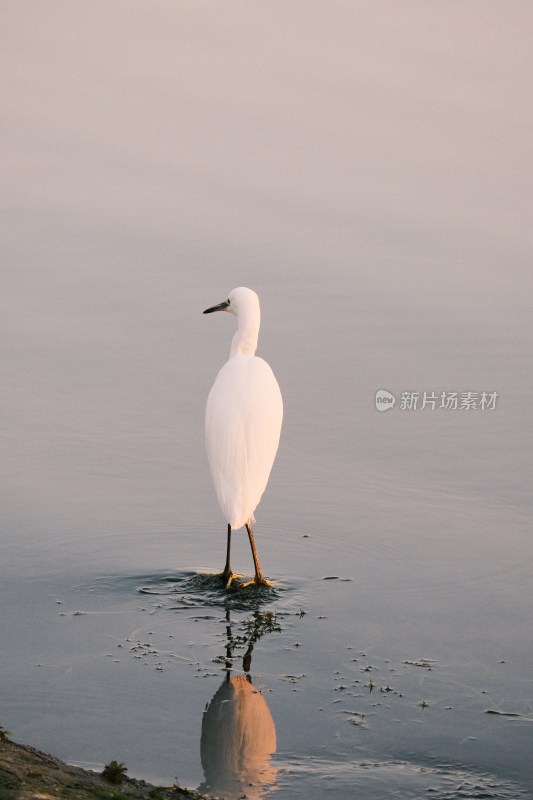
[218,525,242,588]
[242,521,272,587]
[223,524,232,575]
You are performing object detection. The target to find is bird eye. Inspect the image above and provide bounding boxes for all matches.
[227,298,230,304]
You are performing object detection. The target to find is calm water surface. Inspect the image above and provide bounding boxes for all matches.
[2,275,532,798]
[2,4,533,798]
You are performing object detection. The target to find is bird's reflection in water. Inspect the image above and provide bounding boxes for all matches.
[199,609,279,799]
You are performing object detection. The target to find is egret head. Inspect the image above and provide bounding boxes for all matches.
[203,287,259,318]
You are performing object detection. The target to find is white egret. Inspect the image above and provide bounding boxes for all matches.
[203,287,283,587]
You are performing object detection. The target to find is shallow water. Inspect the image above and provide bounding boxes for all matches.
[2,539,533,798]
[2,3,533,798]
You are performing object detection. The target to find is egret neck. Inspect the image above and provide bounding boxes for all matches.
[229,303,260,358]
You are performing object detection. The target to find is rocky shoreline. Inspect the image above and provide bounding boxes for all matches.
[0,737,210,800]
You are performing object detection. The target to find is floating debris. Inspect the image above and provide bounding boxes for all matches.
[403,658,438,669]
[279,674,306,683]
[486,709,531,719]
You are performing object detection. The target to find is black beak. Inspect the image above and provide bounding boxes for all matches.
[203,300,230,314]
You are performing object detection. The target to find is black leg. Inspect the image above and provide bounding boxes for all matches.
[218,525,241,587]
[223,523,232,576]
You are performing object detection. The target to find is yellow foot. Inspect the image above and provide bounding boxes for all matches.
[239,576,273,588]
[217,571,244,589]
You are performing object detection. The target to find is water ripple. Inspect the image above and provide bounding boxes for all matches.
[275,757,529,800]
[137,570,283,611]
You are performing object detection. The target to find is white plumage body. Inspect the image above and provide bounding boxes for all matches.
[205,354,283,530]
